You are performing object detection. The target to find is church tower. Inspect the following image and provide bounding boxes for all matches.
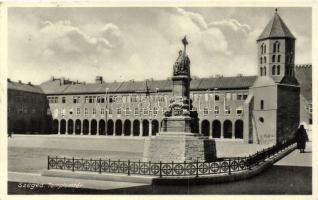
[257,9,296,83]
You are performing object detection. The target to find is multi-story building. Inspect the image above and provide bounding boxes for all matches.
[7,10,310,145]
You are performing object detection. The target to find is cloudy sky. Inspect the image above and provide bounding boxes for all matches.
[8,7,311,84]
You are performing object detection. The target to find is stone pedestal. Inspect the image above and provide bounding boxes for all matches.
[161,116,192,133]
[142,133,217,162]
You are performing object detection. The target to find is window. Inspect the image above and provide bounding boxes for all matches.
[260,57,262,64]
[84,108,88,115]
[108,108,112,115]
[277,65,280,75]
[125,108,130,115]
[131,95,137,103]
[153,107,158,115]
[260,67,263,76]
[214,106,219,115]
[277,55,281,62]
[272,55,275,62]
[134,107,139,115]
[225,106,231,114]
[143,108,149,115]
[203,107,209,116]
[263,66,267,76]
[117,108,122,115]
[243,93,248,100]
[264,56,266,64]
[272,65,276,75]
[73,96,80,104]
[273,41,280,52]
[84,96,89,103]
[93,108,96,115]
[101,108,105,115]
[308,103,312,113]
[61,109,66,116]
[236,108,243,115]
[77,108,80,115]
[260,100,264,110]
[237,94,243,100]
[62,97,66,103]
[215,94,220,101]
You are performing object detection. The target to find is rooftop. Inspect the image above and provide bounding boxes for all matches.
[7,79,44,94]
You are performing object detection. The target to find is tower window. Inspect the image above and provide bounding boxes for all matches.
[272,65,276,75]
[260,67,263,76]
[273,41,280,53]
[260,57,262,64]
[277,55,281,62]
[260,100,264,110]
[263,67,267,76]
[277,65,280,75]
[264,56,266,64]
[272,55,275,62]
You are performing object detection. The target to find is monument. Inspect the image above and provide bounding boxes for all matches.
[143,36,217,162]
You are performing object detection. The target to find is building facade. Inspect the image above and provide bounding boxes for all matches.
[7,11,309,145]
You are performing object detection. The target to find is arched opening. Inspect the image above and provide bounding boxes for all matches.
[277,65,280,75]
[52,119,59,134]
[107,120,114,135]
[99,120,106,135]
[212,120,221,138]
[260,100,264,110]
[60,119,66,134]
[83,119,89,135]
[277,55,281,62]
[260,57,262,64]
[124,120,131,136]
[75,119,81,135]
[115,120,122,136]
[67,119,74,134]
[264,66,267,75]
[235,120,244,139]
[151,120,159,135]
[133,120,140,136]
[201,120,210,136]
[91,119,97,135]
[264,56,266,63]
[272,55,275,62]
[142,120,149,136]
[272,65,276,75]
[223,120,232,138]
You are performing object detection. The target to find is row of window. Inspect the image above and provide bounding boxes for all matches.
[260,65,282,76]
[12,95,44,104]
[48,92,249,105]
[52,105,244,117]
[260,41,280,54]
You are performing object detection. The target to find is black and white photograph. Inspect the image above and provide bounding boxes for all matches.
[0,2,315,197]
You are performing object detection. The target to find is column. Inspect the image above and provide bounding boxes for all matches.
[65,120,68,134]
[149,120,152,136]
[220,121,224,139]
[88,120,91,135]
[121,121,124,136]
[114,121,117,136]
[139,120,143,137]
[198,120,202,134]
[81,120,83,135]
[130,123,133,136]
[232,121,235,139]
[58,120,61,135]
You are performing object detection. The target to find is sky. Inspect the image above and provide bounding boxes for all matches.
[8,7,312,84]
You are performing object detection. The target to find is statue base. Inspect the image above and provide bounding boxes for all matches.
[161,116,192,133]
[142,133,217,162]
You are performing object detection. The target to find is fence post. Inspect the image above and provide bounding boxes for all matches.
[196,159,199,178]
[99,158,102,174]
[228,158,231,175]
[128,160,130,176]
[108,159,111,173]
[47,156,50,170]
[171,161,174,176]
[159,161,162,178]
[72,157,75,172]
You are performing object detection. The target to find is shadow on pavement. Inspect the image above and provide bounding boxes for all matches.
[8,165,312,195]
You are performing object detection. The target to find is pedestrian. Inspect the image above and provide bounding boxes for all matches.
[295,125,309,153]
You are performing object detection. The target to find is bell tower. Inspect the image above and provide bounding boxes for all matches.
[257,9,296,83]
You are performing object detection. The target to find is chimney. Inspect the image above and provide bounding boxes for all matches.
[7,78,11,82]
[50,76,55,81]
[60,77,65,85]
[95,76,103,84]
[28,82,32,85]
[18,80,22,84]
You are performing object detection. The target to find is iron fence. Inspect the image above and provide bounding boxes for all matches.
[47,139,295,177]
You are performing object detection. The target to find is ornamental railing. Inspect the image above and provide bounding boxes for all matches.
[47,139,296,177]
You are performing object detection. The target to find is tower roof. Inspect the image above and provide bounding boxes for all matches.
[257,10,295,41]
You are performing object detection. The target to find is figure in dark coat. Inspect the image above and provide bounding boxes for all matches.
[295,125,309,153]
